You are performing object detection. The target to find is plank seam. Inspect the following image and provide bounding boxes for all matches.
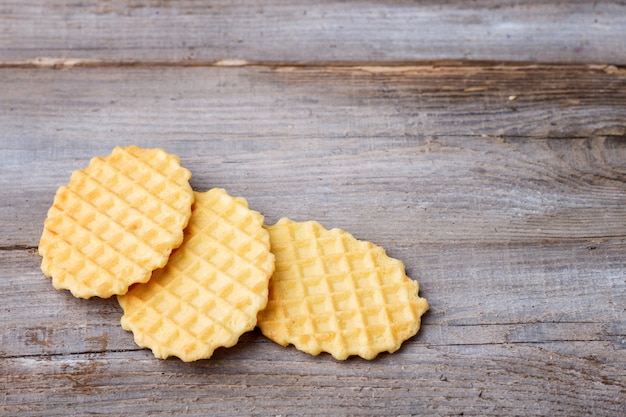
[0,58,624,73]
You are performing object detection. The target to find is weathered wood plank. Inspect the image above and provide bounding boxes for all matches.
[1,1,625,65]
[3,239,624,356]
[2,343,624,416]
[1,66,625,248]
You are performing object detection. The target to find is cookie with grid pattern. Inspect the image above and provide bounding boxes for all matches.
[257,218,429,360]
[38,145,194,299]
[117,188,275,362]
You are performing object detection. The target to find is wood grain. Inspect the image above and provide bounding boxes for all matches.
[1,2,625,416]
[2,242,625,415]
[1,1,625,65]
[4,233,624,356]
[1,65,625,247]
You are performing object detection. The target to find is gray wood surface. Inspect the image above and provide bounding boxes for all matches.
[1,1,625,416]
[1,0,626,65]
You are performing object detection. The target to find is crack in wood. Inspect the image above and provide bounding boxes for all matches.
[0,245,38,252]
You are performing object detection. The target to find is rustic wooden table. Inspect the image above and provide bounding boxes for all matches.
[1,1,625,416]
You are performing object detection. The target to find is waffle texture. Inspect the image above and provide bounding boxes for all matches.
[38,146,194,299]
[118,188,275,362]
[257,218,429,360]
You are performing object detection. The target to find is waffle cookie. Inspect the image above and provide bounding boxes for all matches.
[118,188,275,362]
[257,218,429,360]
[38,146,194,299]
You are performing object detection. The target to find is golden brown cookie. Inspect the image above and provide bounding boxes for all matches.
[118,188,275,362]
[38,145,194,298]
[257,218,428,360]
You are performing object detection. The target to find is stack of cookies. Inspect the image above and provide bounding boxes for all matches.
[39,146,428,361]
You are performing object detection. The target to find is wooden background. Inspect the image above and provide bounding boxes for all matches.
[1,1,625,416]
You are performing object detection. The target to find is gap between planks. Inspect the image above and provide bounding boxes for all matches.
[1,57,625,76]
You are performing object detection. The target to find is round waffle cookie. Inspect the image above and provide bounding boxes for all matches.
[257,218,429,360]
[118,188,275,362]
[38,146,194,299]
